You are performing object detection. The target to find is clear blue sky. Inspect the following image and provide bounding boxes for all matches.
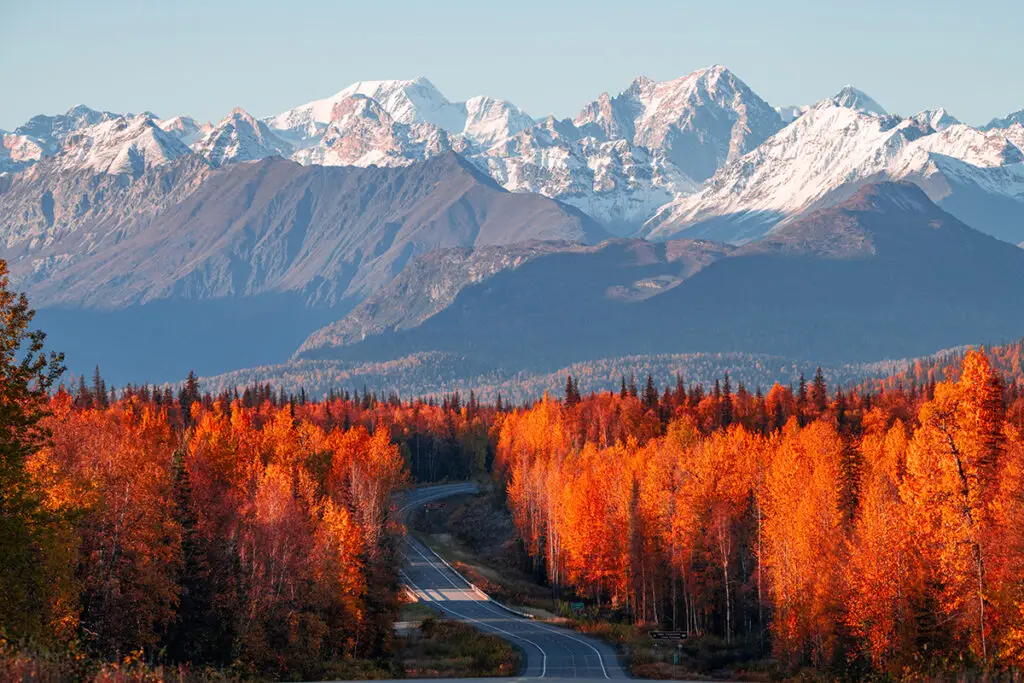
[2,0,1021,130]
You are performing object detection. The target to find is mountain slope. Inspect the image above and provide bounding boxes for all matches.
[0,151,607,308]
[984,109,1024,130]
[643,102,1024,244]
[298,238,732,357]
[193,108,293,166]
[574,65,784,182]
[297,183,1024,372]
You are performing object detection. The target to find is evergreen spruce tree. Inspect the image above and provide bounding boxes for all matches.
[0,260,67,641]
[797,373,808,424]
[643,373,658,410]
[167,449,215,663]
[722,373,733,427]
[92,365,107,407]
[811,366,828,415]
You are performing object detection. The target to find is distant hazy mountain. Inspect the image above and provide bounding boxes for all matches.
[298,238,731,358]
[0,151,605,382]
[983,109,1024,131]
[297,183,1024,374]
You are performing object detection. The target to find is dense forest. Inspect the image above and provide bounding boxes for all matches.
[3,251,1024,678]
[498,357,1024,676]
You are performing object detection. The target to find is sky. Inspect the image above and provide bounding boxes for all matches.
[2,0,1022,130]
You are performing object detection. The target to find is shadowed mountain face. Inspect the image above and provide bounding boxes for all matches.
[0,152,607,383]
[0,151,607,308]
[297,182,1024,374]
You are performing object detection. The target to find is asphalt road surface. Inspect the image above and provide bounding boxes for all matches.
[400,483,628,679]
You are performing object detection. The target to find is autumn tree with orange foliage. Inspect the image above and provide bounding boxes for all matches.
[497,350,1024,676]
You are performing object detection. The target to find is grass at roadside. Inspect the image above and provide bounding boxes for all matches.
[394,616,520,679]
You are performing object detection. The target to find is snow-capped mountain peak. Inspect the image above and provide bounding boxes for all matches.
[193,107,292,167]
[910,107,960,131]
[462,95,535,149]
[290,94,464,169]
[58,114,191,176]
[643,97,1024,245]
[829,86,888,116]
[574,65,784,182]
[269,78,533,151]
[983,108,1024,131]
[157,115,212,146]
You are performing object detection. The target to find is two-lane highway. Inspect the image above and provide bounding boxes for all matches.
[400,484,627,679]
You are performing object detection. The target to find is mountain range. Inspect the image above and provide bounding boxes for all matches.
[2,65,1023,388]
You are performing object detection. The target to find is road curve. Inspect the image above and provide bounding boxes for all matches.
[400,483,627,679]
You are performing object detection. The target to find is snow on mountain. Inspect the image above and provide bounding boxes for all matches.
[292,95,464,168]
[574,65,784,182]
[14,104,119,153]
[58,114,192,176]
[983,109,1024,131]
[910,108,960,131]
[829,86,888,116]
[268,77,533,150]
[2,132,47,173]
[890,124,1024,171]
[193,108,292,167]
[776,104,811,124]
[477,116,695,235]
[643,101,1024,244]
[1003,123,1024,152]
[462,95,535,149]
[157,115,211,147]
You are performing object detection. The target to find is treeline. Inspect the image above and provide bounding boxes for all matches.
[496,353,1024,676]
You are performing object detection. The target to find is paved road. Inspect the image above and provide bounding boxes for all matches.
[400,483,627,679]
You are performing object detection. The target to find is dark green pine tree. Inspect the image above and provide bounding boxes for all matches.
[0,260,66,640]
[620,375,628,399]
[835,388,847,430]
[643,373,658,410]
[811,367,828,415]
[565,374,581,407]
[797,373,808,425]
[76,374,92,408]
[178,370,201,425]
[721,373,733,427]
[166,449,216,663]
[628,373,638,399]
[92,365,108,408]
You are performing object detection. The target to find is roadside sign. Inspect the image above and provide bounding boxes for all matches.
[650,630,687,640]
[569,601,585,611]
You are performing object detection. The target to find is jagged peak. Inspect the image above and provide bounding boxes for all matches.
[828,86,888,116]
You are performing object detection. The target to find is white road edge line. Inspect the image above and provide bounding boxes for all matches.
[405,538,611,680]
[400,569,548,679]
